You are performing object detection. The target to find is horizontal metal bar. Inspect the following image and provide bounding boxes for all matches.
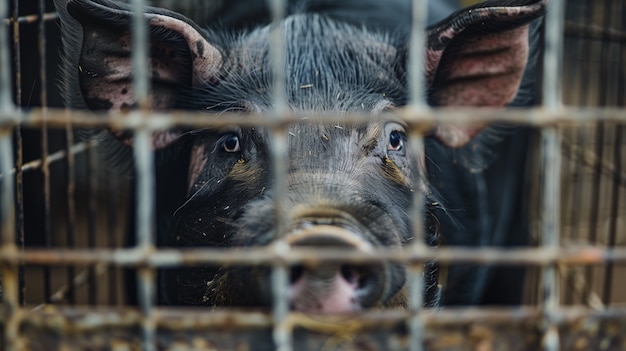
[4,306,624,351]
[2,306,626,330]
[565,21,626,42]
[0,246,624,267]
[0,141,90,178]
[2,11,58,26]
[2,107,626,131]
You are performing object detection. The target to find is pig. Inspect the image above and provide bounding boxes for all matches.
[54,0,546,312]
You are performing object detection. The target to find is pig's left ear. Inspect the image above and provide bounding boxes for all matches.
[426,0,546,148]
[55,0,222,147]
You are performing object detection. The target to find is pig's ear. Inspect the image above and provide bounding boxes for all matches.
[55,0,222,147]
[425,0,546,148]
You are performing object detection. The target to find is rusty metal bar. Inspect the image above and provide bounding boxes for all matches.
[65,126,77,305]
[107,163,120,305]
[4,305,626,350]
[4,107,626,131]
[603,124,622,305]
[601,0,625,308]
[565,21,626,42]
[2,11,58,26]
[11,0,25,308]
[2,305,626,331]
[31,263,109,309]
[2,245,625,267]
[87,141,98,305]
[2,142,89,177]
[37,0,52,305]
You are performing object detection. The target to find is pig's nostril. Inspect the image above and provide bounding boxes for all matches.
[340,265,373,290]
[340,265,358,285]
[290,265,305,284]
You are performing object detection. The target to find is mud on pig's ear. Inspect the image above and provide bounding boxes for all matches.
[55,0,223,148]
[424,0,546,149]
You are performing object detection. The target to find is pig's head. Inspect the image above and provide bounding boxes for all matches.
[55,0,546,311]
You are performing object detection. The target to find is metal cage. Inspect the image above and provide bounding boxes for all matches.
[1,0,625,350]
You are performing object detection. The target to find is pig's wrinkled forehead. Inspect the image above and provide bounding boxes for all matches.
[210,14,406,113]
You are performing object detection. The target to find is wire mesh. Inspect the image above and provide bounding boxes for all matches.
[0,0,625,350]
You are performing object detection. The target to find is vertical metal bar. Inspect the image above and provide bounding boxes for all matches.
[408,0,427,108]
[87,142,98,304]
[408,1,428,351]
[270,131,290,351]
[65,121,76,305]
[131,0,150,110]
[268,0,291,350]
[542,0,564,109]
[541,0,564,349]
[37,0,52,305]
[269,0,287,116]
[598,1,624,308]
[134,130,156,351]
[1,0,19,349]
[108,172,119,305]
[585,0,610,306]
[603,124,622,305]
[130,0,155,349]
[11,0,25,307]
[576,0,595,305]
[408,132,426,351]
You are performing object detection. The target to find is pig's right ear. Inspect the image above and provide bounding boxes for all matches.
[55,0,222,146]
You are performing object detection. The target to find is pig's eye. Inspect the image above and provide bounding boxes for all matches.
[222,134,241,153]
[388,130,405,152]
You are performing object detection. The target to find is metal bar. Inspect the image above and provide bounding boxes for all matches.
[543,0,564,109]
[406,0,432,325]
[133,128,156,351]
[1,1,19,350]
[600,0,624,308]
[37,0,52,305]
[129,0,155,349]
[11,0,25,308]
[87,141,98,305]
[2,245,625,267]
[408,132,426,351]
[31,263,109,309]
[565,21,626,42]
[408,0,427,108]
[268,0,291,350]
[269,0,287,116]
[602,124,622,305]
[2,11,58,26]
[541,0,565,349]
[107,166,120,305]
[1,142,90,176]
[585,3,611,307]
[7,107,626,130]
[64,121,76,305]
[2,305,626,331]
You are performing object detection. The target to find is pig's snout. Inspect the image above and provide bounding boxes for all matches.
[285,226,387,313]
